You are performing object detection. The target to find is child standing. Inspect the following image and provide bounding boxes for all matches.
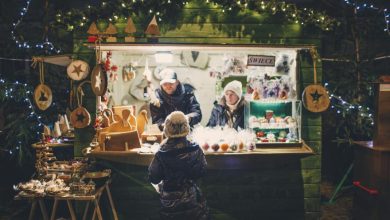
[148,111,209,220]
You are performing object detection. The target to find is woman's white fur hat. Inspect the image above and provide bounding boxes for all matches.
[164,111,190,138]
[223,80,242,98]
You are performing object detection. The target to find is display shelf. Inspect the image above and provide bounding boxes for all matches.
[247,100,302,145]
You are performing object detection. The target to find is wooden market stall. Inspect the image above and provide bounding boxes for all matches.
[70,2,324,220]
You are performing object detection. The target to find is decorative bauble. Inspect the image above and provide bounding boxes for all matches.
[239,142,244,150]
[220,143,229,152]
[202,143,210,151]
[256,131,265,138]
[230,144,238,152]
[34,84,52,110]
[211,143,219,152]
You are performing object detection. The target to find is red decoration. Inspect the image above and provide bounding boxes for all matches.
[103,51,118,81]
[87,36,98,43]
[256,131,265,137]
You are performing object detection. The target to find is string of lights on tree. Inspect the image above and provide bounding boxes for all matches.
[54,0,337,32]
[324,82,374,126]
[343,0,389,35]
[0,78,48,155]
[11,0,61,53]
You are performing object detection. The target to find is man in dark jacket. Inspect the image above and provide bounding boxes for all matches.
[148,111,209,220]
[150,68,202,129]
[207,80,247,130]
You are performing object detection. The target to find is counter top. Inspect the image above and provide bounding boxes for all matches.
[85,143,314,169]
[354,141,390,152]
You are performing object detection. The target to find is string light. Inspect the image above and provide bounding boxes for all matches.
[54,0,337,32]
[0,78,48,155]
[343,0,389,35]
[324,82,374,125]
[11,0,61,53]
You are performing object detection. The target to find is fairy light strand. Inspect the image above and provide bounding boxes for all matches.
[0,78,48,155]
[11,0,61,53]
[54,0,337,31]
[343,0,389,34]
[324,82,374,125]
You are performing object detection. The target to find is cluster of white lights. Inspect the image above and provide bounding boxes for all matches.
[0,78,49,155]
[324,82,374,125]
[10,0,61,53]
[343,0,389,34]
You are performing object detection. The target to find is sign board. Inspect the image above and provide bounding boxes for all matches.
[247,55,275,66]
[380,84,390,92]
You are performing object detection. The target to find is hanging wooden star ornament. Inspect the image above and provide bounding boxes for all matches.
[33,60,52,111]
[302,85,330,112]
[302,48,330,113]
[91,63,108,96]
[67,60,90,81]
[70,106,91,128]
[34,84,52,111]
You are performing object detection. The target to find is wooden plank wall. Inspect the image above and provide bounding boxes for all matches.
[73,2,322,219]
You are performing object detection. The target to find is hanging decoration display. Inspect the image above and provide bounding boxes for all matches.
[70,82,91,128]
[302,48,330,113]
[67,60,90,81]
[33,60,52,111]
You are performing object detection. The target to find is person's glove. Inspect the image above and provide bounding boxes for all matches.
[150,98,160,108]
[151,181,162,193]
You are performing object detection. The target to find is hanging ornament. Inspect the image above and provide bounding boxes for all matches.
[70,82,91,128]
[67,60,90,81]
[33,59,52,111]
[302,48,330,113]
[91,64,108,96]
[122,64,136,82]
[91,40,107,96]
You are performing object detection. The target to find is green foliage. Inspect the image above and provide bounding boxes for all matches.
[0,83,36,165]
[53,0,337,34]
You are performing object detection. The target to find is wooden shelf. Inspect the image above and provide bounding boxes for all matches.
[32,142,74,149]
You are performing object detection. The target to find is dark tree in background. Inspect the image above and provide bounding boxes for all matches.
[320,0,390,181]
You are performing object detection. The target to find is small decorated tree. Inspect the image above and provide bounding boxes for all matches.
[87,22,100,43]
[125,17,137,42]
[145,15,160,43]
[105,23,118,42]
